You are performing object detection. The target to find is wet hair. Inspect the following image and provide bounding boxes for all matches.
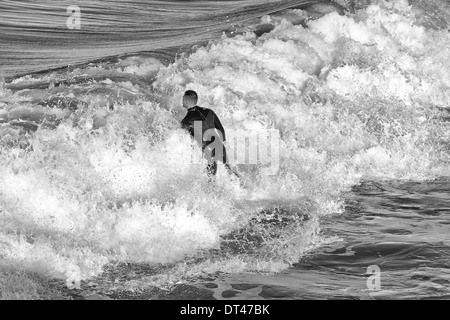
[184,90,198,105]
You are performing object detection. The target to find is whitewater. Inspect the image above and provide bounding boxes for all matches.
[0,0,449,299]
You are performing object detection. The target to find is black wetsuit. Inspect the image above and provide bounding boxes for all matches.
[181,106,227,175]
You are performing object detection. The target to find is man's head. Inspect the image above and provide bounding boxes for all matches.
[183,90,198,109]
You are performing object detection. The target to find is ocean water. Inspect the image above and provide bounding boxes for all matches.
[0,0,449,300]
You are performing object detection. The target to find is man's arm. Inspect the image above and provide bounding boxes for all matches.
[181,113,195,137]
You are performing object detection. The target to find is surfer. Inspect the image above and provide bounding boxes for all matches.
[181,90,239,178]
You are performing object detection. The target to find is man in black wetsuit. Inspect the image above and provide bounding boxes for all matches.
[181,90,232,176]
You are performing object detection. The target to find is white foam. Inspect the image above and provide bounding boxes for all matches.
[1,1,450,285]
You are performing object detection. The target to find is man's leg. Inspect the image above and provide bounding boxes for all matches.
[206,161,217,176]
[222,146,241,179]
[202,144,217,176]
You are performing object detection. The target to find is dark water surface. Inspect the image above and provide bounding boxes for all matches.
[0,0,321,79]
